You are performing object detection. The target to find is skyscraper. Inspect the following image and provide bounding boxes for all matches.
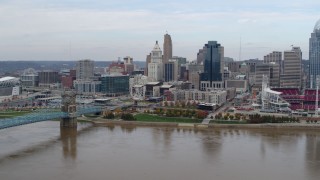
[145,53,151,76]
[148,41,163,81]
[280,47,302,88]
[309,19,320,88]
[200,41,224,90]
[255,63,280,89]
[76,59,94,80]
[263,51,282,64]
[163,33,172,64]
[264,51,282,78]
[164,60,179,82]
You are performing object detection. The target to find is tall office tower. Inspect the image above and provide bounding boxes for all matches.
[148,41,163,81]
[280,47,302,88]
[188,62,204,89]
[200,41,224,90]
[170,56,187,79]
[124,56,134,75]
[145,53,151,75]
[264,51,282,75]
[255,63,280,89]
[264,51,282,64]
[76,59,94,80]
[196,49,206,64]
[164,60,179,82]
[309,19,320,88]
[163,33,172,64]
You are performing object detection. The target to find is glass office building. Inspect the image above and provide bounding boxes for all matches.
[309,19,320,88]
[100,75,129,96]
[200,41,224,90]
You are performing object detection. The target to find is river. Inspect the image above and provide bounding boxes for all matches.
[0,121,320,180]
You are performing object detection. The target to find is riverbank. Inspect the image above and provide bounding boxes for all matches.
[82,117,320,130]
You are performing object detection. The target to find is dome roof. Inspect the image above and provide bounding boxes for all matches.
[314,19,320,31]
[152,41,161,52]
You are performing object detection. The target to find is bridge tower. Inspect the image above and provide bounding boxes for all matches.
[60,91,77,128]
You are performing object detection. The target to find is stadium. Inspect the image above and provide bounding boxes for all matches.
[0,76,21,97]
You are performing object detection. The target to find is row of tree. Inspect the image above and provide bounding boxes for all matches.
[214,113,299,124]
[246,114,299,123]
[214,113,246,121]
[145,108,208,119]
[102,110,135,121]
[162,101,198,109]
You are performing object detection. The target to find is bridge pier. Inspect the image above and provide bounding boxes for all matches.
[61,91,77,128]
[60,117,77,128]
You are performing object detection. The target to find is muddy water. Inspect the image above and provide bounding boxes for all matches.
[0,122,320,180]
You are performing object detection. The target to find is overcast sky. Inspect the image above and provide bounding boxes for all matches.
[0,0,319,61]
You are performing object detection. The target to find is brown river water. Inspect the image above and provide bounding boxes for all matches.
[0,121,320,180]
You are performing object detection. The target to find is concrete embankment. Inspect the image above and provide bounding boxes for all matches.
[79,117,320,130]
[89,118,320,130]
[207,123,320,130]
[93,120,179,127]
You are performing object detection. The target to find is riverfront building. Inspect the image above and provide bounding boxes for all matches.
[169,89,227,106]
[20,68,39,87]
[100,75,129,96]
[73,80,101,94]
[0,76,21,97]
[309,19,320,88]
[38,71,60,88]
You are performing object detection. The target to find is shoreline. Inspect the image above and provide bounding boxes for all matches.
[83,118,320,130]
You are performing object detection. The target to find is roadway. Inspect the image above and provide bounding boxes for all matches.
[202,100,233,124]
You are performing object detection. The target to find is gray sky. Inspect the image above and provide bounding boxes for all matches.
[0,0,319,61]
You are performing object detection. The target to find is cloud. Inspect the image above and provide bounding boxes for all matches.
[237,19,258,24]
[0,0,318,60]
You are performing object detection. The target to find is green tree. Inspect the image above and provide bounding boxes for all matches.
[164,101,168,107]
[121,113,135,121]
[170,101,175,107]
[181,101,186,108]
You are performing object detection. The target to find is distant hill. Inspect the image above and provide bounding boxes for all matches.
[0,61,145,75]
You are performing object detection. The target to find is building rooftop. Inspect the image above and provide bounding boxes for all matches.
[0,76,17,82]
[146,82,160,85]
[265,88,282,95]
[314,19,320,31]
[161,85,173,88]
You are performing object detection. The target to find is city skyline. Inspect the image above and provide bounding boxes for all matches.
[0,0,319,61]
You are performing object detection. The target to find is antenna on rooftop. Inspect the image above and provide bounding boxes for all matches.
[239,36,242,61]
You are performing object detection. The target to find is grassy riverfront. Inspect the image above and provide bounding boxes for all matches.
[0,110,32,119]
[134,113,202,123]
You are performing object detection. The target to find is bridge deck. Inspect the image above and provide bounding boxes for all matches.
[0,107,102,130]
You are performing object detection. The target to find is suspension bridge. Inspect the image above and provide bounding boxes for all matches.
[0,91,103,130]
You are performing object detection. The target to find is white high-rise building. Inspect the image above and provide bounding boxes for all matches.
[148,41,163,81]
[76,59,94,80]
